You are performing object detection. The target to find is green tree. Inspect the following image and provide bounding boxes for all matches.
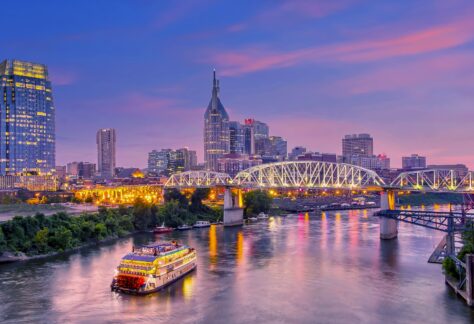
[33,228,49,254]
[2,217,26,251]
[189,188,210,213]
[94,223,107,240]
[164,189,189,209]
[0,227,6,253]
[48,226,72,251]
[132,199,152,230]
[244,190,273,216]
[159,200,189,227]
[80,221,95,241]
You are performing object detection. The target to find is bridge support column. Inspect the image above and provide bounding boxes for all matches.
[380,190,398,240]
[223,187,243,227]
[446,217,455,256]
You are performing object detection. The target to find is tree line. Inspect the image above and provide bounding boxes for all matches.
[0,188,222,256]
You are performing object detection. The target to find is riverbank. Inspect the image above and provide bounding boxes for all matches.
[0,196,222,264]
[0,229,142,264]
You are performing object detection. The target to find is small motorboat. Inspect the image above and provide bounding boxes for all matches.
[177,224,193,231]
[153,223,174,234]
[193,220,211,228]
[248,217,258,222]
[257,212,268,219]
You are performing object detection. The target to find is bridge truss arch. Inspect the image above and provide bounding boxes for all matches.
[233,161,385,189]
[164,171,233,189]
[390,169,474,193]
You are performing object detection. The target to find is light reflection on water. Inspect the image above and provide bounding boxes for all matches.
[0,207,473,323]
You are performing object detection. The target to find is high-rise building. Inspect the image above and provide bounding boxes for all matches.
[188,150,198,170]
[148,149,172,175]
[242,121,254,155]
[67,161,96,179]
[148,148,197,176]
[176,148,198,171]
[204,71,229,171]
[289,146,307,160]
[349,154,390,170]
[268,136,287,160]
[97,128,116,179]
[342,134,373,158]
[0,59,55,175]
[402,154,426,170]
[55,165,66,180]
[229,121,244,154]
[296,152,337,163]
[242,119,269,156]
[217,153,262,178]
[78,162,96,179]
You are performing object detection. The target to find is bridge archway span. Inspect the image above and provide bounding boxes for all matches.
[164,171,233,189]
[233,161,385,189]
[390,169,474,193]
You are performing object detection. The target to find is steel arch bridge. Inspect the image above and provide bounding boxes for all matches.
[391,169,474,193]
[164,170,233,188]
[233,161,385,189]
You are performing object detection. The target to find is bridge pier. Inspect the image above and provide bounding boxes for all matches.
[380,190,398,240]
[223,187,243,227]
[446,216,456,256]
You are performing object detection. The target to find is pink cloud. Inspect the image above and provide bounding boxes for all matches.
[265,114,474,169]
[337,52,474,94]
[207,15,474,76]
[269,0,359,19]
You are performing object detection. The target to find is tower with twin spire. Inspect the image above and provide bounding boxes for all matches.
[204,70,230,171]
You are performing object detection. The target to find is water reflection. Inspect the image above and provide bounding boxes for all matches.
[181,274,195,300]
[1,207,474,323]
[209,225,218,268]
[236,231,244,265]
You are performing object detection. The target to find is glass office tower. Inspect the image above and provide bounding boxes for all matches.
[0,59,55,175]
[204,70,229,171]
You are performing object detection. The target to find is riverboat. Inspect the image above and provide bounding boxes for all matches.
[193,221,211,228]
[257,212,268,219]
[111,241,197,295]
[153,223,174,234]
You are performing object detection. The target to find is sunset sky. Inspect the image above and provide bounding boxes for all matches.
[1,0,473,168]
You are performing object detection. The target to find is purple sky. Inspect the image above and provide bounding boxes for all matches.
[1,0,473,168]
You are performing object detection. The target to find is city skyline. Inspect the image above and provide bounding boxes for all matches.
[1,1,473,168]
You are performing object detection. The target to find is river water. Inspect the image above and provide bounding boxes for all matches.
[1,209,473,323]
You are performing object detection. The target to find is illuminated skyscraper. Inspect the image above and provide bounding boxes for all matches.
[0,59,55,175]
[229,121,244,154]
[204,70,229,171]
[97,128,116,179]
